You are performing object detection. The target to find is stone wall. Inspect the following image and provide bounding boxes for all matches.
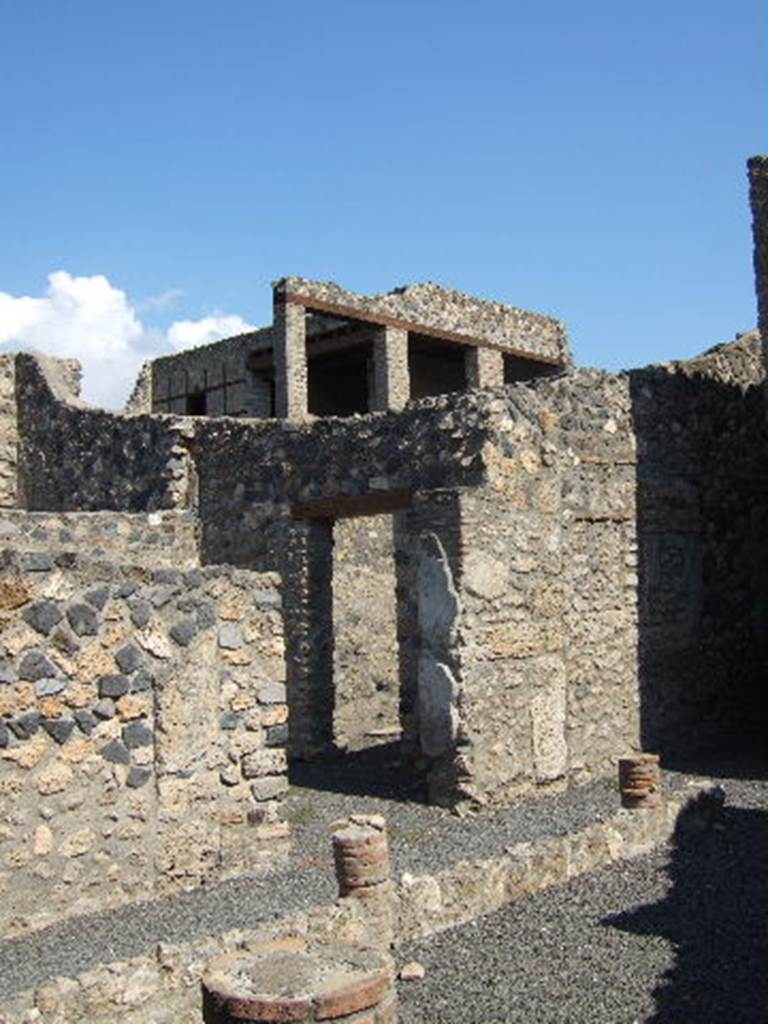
[0,510,199,569]
[277,277,570,365]
[0,552,288,936]
[0,355,18,509]
[332,516,400,750]
[15,355,195,512]
[629,331,768,755]
[150,328,274,417]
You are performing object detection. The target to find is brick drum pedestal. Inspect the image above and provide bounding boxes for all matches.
[618,753,662,808]
[202,938,396,1023]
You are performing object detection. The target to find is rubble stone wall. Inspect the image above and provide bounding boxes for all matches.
[0,552,288,936]
[150,328,274,418]
[15,354,196,512]
[332,515,400,749]
[0,355,18,509]
[0,510,199,568]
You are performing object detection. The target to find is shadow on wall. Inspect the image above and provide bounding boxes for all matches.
[604,786,768,1024]
[630,362,768,770]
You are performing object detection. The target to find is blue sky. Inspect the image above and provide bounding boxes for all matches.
[0,1,765,406]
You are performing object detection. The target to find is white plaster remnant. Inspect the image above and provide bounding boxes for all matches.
[417,533,460,655]
[417,654,460,757]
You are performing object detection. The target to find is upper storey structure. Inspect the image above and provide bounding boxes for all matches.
[148,277,571,420]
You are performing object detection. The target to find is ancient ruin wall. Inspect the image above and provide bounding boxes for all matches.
[15,354,195,512]
[277,277,570,364]
[0,355,18,509]
[0,510,199,568]
[629,332,768,754]
[332,515,400,749]
[0,553,287,936]
[150,328,274,417]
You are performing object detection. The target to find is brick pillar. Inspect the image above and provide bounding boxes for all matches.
[371,326,410,412]
[465,346,504,389]
[748,156,768,344]
[273,286,308,420]
[332,814,394,948]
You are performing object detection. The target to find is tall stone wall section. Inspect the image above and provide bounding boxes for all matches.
[629,332,768,753]
[0,354,18,508]
[0,553,288,936]
[0,510,199,568]
[15,355,195,512]
[332,516,400,749]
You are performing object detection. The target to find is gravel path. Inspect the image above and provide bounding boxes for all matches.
[396,775,768,1024]
[0,747,763,1007]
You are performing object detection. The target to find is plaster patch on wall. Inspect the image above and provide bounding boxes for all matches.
[417,653,460,757]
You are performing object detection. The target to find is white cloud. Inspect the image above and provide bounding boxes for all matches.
[0,272,255,410]
[167,314,254,351]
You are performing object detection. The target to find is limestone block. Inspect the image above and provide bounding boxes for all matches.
[530,660,567,782]
[463,549,509,601]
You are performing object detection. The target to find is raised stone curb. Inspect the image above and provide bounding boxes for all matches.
[0,780,721,1024]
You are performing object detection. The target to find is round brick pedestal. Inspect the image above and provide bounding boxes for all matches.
[202,938,396,1023]
[619,753,661,808]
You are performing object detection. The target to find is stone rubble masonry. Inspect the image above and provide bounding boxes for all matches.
[748,155,768,348]
[0,550,288,937]
[0,355,18,509]
[371,326,410,412]
[0,781,722,1024]
[465,346,504,390]
[277,276,570,365]
[150,327,275,417]
[147,277,569,421]
[274,286,309,420]
[0,510,199,569]
[6,322,766,807]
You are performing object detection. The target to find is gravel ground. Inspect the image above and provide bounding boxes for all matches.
[0,746,763,1007]
[396,774,768,1024]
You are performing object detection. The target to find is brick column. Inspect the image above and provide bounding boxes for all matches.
[465,346,504,389]
[273,286,308,420]
[371,326,410,412]
[748,156,768,343]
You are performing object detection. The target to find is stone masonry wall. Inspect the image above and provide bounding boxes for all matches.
[278,277,570,364]
[0,511,199,569]
[629,332,768,754]
[15,355,195,512]
[0,552,288,937]
[150,328,274,417]
[0,355,18,509]
[332,516,400,750]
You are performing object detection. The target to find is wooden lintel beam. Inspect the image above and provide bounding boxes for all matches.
[291,489,413,521]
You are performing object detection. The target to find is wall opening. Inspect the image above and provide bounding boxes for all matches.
[503,353,562,383]
[185,390,207,415]
[307,345,372,417]
[408,332,467,399]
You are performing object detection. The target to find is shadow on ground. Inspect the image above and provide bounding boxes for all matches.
[288,740,429,803]
[605,788,768,1024]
